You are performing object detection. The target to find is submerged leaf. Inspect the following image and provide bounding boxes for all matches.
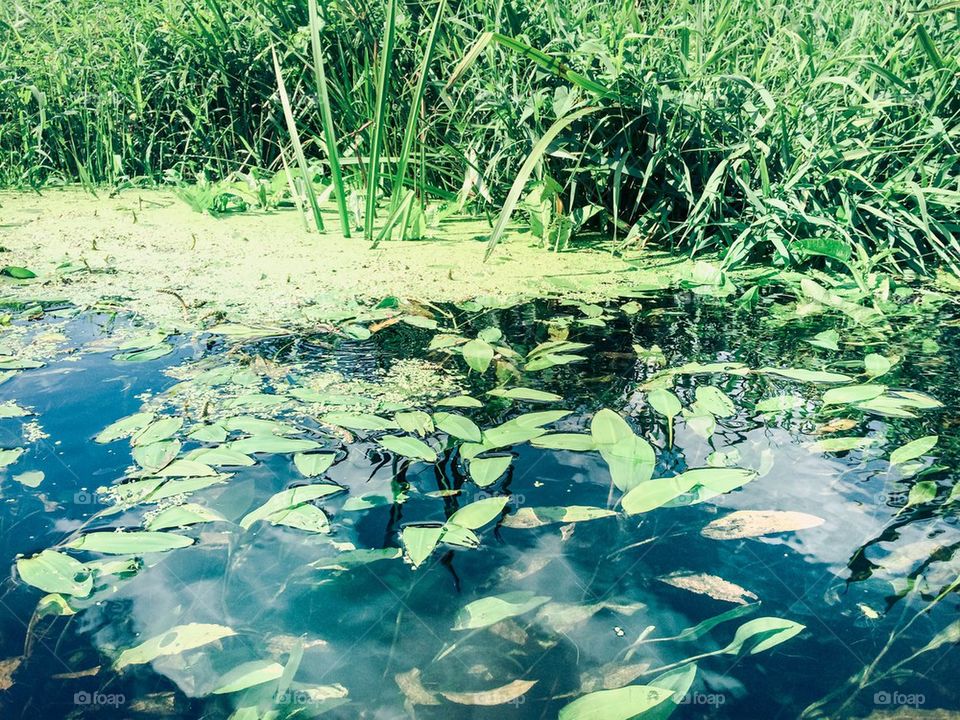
[213,660,283,694]
[67,531,194,554]
[660,572,758,605]
[240,484,343,529]
[502,506,616,528]
[559,685,674,720]
[115,623,236,669]
[440,678,537,706]
[453,591,550,630]
[702,510,825,540]
[17,550,92,597]
[721,617,805,655]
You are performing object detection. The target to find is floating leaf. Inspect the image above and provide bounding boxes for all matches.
[721,617,805,655]
[395,411,434,436]
[864,354,893,378]
[531,433,596,451]
[313,548,402,571]
[756,395,804,413]
[441,678,537,706]
[702,510,825,540]
[647,388,681,420]
[759,367,853,384]
[502,506,616,529]
[268,504,331,533]
[395,668,440,706]
[558,685,674,720]
[146,503,226,530]
[113,344,174,362]
[0,401,29,418]
[133,440,180,472]
[487,388,561,402]
[660,573,758,605]
[13,470,44,488]
[224,416,301,435]
[433,412,482,442]
[186,447,255,467]
[447,496,509,530]
[0,448,25,468]
[240,484,343,529]
[379,435,437,462]
[229,435,320,454]
[132,417,182,447]
[694,386,735,417]
[822,384,885,406]
[453,591,550,630]
[320,412,396,431]
[67,531,194,554]
[115,623,236,669]
[436,395,483,408]
[468,456,512,487]
[805,329,839,351]
[401,525,443,568]
[294,452,336,477]
[890,436,938,466]
[17,550,92,597]
[462,339,494,373]
[213,660,283,694]
[905,481,937,509]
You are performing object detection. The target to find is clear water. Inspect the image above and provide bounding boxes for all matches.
[1,292,958,719]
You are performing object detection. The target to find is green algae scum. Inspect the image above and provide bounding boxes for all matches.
[2,0,960,716]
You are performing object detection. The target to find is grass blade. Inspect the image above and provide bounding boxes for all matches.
[364,0,398,242]
[308,0,350,236]
[271,46,324,232]
[484,106,599,260]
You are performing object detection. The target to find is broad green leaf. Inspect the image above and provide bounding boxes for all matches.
[805,329,839,351]
[447,496,509,529]
[68,531,194,554]
[294,452,336,476]
[721,617,805,655]
[146,503,225,530]
[436,395,482,408]
[890,436,938,466]
[647,389,681,419]
[132,417,182,446]
[822,384,885,406]
[510,410,572,428]
[645,664,698,720]
[185,447,255,467]
[402,525,443,567]
[433,412,482,442]
[531,433,596,451]
[759,367,853,384]
[590,409,634,446]
[601,435,656,492]
[320,412,397,431]
[155,460,216,478]
[379,435,437,462]
[188,424,228,443]
[468,456,511,487]
[864,353,893,378]
[479,424,547,452]
[17,550,92,597]
[224,416,301,435]
[395,411,434,436]
[755,395,804,413]
[240,484,344,529]
[453,591,550,630]
[313,548,402,570]
[462,339,494,372]
[501,505,616,528]
[266,504,331,533]
[905,481,937,508]
[694,386,735,417]
[525,353,585,372]
[558,685,673,720]
[133,440,180,472]
[213,660,284,694]
[487,387,561,402]
[622,475,697,515]
[229,435,320,454]
[675,603,758,641]
[96,412,155,443]
[115,623,236,669]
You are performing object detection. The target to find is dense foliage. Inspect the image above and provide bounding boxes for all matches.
[1,0,958,269]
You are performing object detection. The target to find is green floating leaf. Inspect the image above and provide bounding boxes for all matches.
[115,623,236,669]
[17,550,92,597]
[395,411,434,436]
[132,440,180,473]
[133,417,183,447]
[468,456,512,487]
[213,660,284,694]
[721,617,805,655]
[268,504,331,533]
[321,412,397,431]
[68,531,194,554]
[146,503,226,530]
[759,367,853,384]
[379,435,438,462]
[694,386,735,417]
[531,433,596,451]
[313,548,402,571]
[822,384,885,406]
[0,357,43,370]
[229,435,320,454]
[755,395,804,413]
[113,344,174,362]
[647,388,681,420]
[447,496,509,530]
[890,435,938,466]
[905,480,938,509]
[186,447,255,467]
[96,412,155,444]
[864,353,893,378]
[487,387,562,402]
[402,525,444,568]
[0,401,30,418]
[13,470,44,488]
[294,452,336,477]
[502,505,615,528]
[436,395,482,408]
[155,460,216,478]
[188,424,228,443]
[240,484,343,529]
[592,409,655,492]
[462,339,494,373]
[805,329,839,351]
[559,685,674,720]
[453,591,550,631]
[434,412,482,442]
[224,416,302,436]
[1,265,37,279]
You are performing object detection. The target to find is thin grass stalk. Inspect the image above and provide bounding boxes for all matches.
[364,0,398,242]
[271,46,324,232]
[389,0,447,212]
[308,0,351,236]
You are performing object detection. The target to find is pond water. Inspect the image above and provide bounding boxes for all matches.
[0,286,958,719]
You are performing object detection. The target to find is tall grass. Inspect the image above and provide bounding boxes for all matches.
[0,0,958,271]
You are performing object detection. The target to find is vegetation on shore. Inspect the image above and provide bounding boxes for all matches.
[1,0,958,269]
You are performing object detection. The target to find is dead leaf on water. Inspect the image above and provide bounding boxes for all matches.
[702,510,825,540]
[440,678,537,706]
[0,657,22,690]
[817,418,858,434]
[660,572,758,604]
[579,660,650,693]
[51,666,100,679]
[395,668,440,706]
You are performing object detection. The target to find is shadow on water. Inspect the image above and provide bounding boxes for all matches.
[0,289,959,719]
